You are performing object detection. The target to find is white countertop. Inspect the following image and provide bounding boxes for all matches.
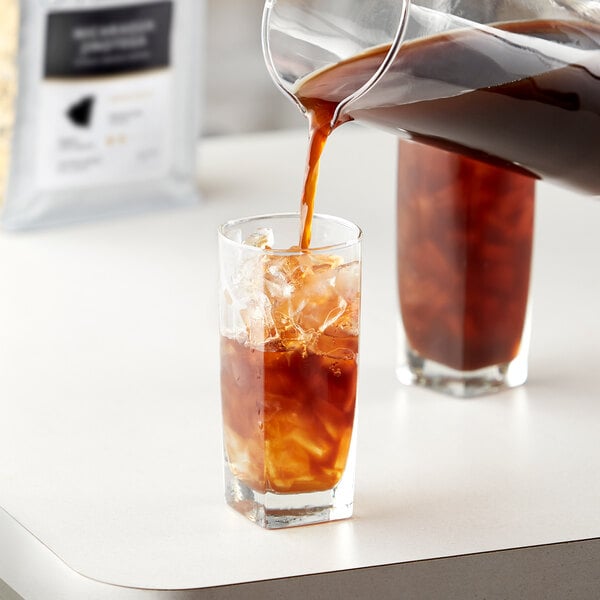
[1,127,599,598]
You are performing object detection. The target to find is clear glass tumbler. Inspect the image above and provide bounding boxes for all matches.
[396,139,535,397]
[218,213,362,528]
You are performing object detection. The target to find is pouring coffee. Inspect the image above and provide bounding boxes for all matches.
[262,0,600,395]
[264,0,600,229]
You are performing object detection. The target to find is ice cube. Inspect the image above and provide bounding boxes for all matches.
[264,256,299,300]
[320,297,348,332]
[308,252,343,271]
[292,261,348,334]
[334,260,361,302]
[244,227,274,249]
[240,292,279,346]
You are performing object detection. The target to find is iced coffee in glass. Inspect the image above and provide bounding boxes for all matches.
[218,213,361,528]
[396,139,535,397]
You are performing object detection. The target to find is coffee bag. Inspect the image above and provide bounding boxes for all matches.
[0,0,201,229]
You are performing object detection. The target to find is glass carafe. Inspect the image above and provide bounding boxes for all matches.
[263,0,600,194]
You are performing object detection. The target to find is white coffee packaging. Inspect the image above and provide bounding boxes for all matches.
[0,0,202,229]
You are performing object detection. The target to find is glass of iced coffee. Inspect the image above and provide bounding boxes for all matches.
[218,213,362,528]
[396,139,535,397]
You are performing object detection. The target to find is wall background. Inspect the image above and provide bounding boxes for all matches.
[203,0,302,136]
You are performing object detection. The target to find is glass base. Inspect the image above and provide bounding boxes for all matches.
[396,347,528,398]
[224,467,354,529]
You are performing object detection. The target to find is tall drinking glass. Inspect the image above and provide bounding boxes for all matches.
[218,213,362,528]
[396,139,536,397]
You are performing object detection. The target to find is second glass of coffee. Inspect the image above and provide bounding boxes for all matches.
[396,140,535,397]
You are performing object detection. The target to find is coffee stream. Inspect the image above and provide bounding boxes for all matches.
[296,19,600,248]
[299,114,333,249]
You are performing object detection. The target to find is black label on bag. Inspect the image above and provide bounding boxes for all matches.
[45,2,173,78]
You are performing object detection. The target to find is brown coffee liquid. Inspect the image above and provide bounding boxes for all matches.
[221,335,358,494]
[296,19,600,246]
[397,140,535,371]
[299,112,333,249]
